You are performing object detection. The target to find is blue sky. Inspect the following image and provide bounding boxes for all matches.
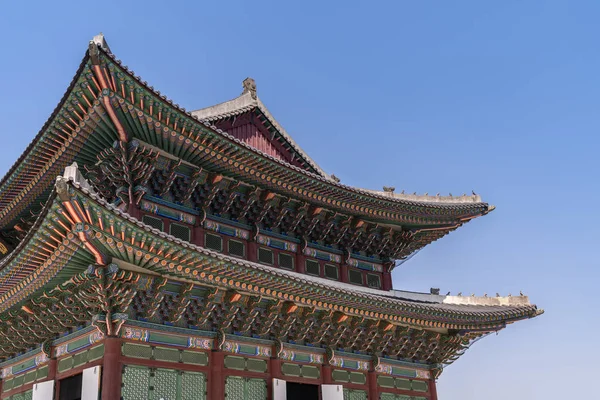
[0,1,598,399]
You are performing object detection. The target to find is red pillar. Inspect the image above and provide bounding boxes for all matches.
[367,371,379,400]
[340,264,349,283]
[296,252,306,274]
[101,337,122,400]
[210,350,225,400]
[429,378,439,400]
[382,271,392,291]
[248,240,258,263]
[322,365,332,384]
[267,358,282,400]
[47,357,58,399]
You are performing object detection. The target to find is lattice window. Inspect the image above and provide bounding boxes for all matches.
[278,253,294,270]
[143,215,164,231]
[343,388,368,400]
[228,240,245,258]
[122,366,206,400]
[367,273,381,289]
[258,248,274,265]
[205,233,223,252]
[122,365,150,400]
[306,259,320,276]
[324,264,338,280]
[349,269,363,285]
[225,376,266,400]
[170,223,191,242]
[151,368,178,400]
[181,371,206,400]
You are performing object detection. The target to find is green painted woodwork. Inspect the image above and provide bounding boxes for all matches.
[181,351,209,366]
[5,390,33,400]
[377,375,428,393]
[225,376,267,400]
[379,395,416,400]
[121,343,208,366]
[122,365,151,400]
[224,356,246,370]
[281,363,301,377]
[349,371,367,385]
[36,366,48,380]
[224,356,267,373]
[2,377,13,392]
[301,365,320,379]
[122,343,154,359]
[122,365,206,400]
[332,369,350,382]
[68,336,93,352]
[154,347,180,363]
[57,357,73,373]
[280,363,320,379]
[411,380,428,392]
[378,375,395,388]
[246,358,268,373]
[395,378,411,390]
[151,368,178,400]
[391,367,417,378]
[56,344,104,374]
[149,332,190,347]
[10,359,36,375]
[343,388,367,400]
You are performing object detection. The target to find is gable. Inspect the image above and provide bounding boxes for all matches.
[212,110,307,169]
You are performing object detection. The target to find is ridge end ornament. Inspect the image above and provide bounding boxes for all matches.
[242,77,257,100]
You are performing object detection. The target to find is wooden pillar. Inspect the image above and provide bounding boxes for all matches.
[210,350,225,400]
[322,365,332,384]
[367,370,379,400]
[101,337,122,400]
[48,357,58,400]
[340,264,349,283]
[267,358,282,400]
[429,378,439,400]
[248,240,258,263]
[382,271,392,291]
[296,251,306,274]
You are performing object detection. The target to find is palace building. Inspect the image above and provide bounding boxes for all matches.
[0,35,542,400]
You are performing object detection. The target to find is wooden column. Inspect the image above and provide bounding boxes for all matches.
[48,357,58,399]
[322,365,332,384]
[210,350,225,400]
[248,240,258,263]
[367,370,379,400]
[267,358,282,400]
[340,264,349,283]
[101,337,122,400]
[429,378,439,400]
[296,251,306,274]
[382,271,392,291]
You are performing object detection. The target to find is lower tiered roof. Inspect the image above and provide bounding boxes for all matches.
[0,167,542,366]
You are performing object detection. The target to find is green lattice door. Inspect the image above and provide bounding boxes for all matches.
[122,365,206,400]
[343,388,367,400]
[225,376,267,400]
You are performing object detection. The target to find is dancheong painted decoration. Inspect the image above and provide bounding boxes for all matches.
[0,35,542,400]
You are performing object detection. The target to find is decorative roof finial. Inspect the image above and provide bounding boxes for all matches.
[242,77,257,100]
[331,174,340,183]
[383,186,395,194]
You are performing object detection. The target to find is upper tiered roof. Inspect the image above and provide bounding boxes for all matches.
[0,34,492,254]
